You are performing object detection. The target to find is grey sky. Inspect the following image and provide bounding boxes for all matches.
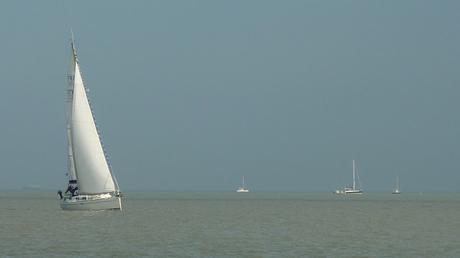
[1,1,459,192]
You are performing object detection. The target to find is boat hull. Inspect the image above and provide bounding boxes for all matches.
[344,190,363,194]
[60,196,122,210]
[335,189,363,195]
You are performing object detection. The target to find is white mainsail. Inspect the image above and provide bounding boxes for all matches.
[68,43,116,194]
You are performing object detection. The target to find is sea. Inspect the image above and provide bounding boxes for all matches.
[1,191,460,258]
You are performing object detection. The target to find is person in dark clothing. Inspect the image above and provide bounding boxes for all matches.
[72,187,79,196]
[65,185,73,194]
[57,190,63,199]
[65,185,79,196]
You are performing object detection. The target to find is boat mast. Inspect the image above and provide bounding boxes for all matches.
[66,35,78,185]
[242,176,245,188]
[352,160,356,190]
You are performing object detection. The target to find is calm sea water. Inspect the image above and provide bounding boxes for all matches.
[1,191,460,258]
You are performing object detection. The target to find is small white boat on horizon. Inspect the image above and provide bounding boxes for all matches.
[392,176,401,194]
[236,176,249,193]
[335,160,363,194]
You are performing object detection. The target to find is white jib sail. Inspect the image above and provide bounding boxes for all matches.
[70,49,116,194]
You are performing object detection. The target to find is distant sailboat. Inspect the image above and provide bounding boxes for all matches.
[58,37,122,210]
[236,176,249,193]
[392,176,401,194]
[335,160,363,194]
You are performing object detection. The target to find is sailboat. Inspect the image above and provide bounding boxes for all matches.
[335,160,363,194]
[236,176,249,193]
[392,176,401,194]
[58,38,122,210]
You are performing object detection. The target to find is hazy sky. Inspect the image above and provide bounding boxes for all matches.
[1,1,459,192]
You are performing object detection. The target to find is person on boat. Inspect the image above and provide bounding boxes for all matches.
[72,187,79,196]
[65,185,72,194]
[65,185,79,196]
[57,190,63,199]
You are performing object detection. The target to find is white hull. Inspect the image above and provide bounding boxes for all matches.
[344,189,362,194]
[60,196,122,210]
[335,189,363,195]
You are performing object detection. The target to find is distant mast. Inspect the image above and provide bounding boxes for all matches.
[352,160,356,190]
